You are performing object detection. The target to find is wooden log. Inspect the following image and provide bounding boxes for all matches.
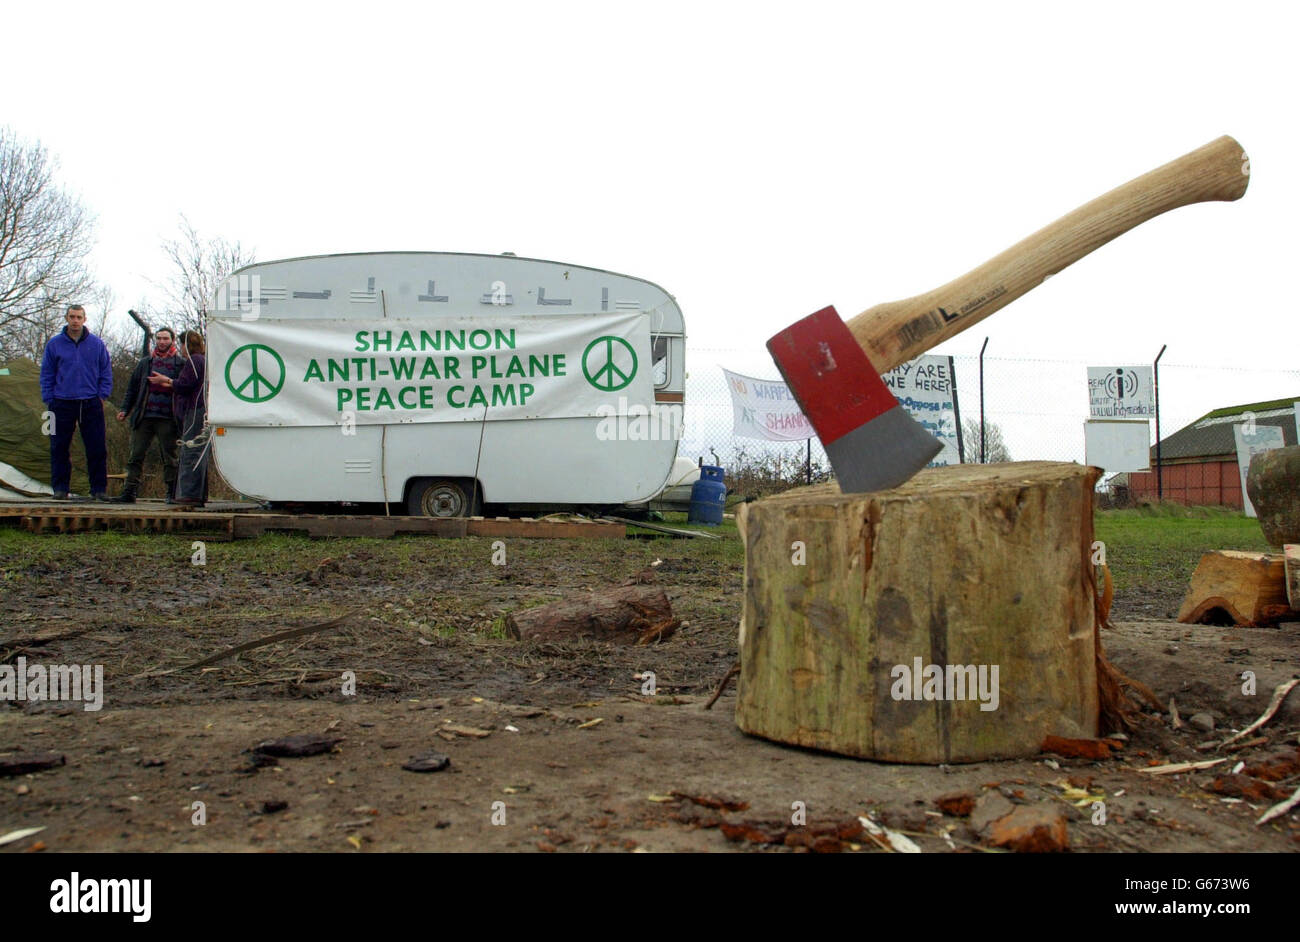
[506,585,679,645]
[735,461,1100,764]
[1286,545,1300,611]
[1246,445,1300,547]
[1177,550,1293,626]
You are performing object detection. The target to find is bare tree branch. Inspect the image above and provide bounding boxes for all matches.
[152,214,254,335]
[962,418,1012,463]
[0,126,98,360]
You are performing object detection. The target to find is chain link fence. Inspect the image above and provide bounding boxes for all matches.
[680,348,1300,500]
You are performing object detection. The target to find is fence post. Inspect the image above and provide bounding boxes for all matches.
[978,337,989,463]
[1154,344,1166,501]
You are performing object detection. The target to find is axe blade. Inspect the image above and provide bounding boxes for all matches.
[767,306,941,493]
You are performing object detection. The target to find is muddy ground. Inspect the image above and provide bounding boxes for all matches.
[1,524,1298,853]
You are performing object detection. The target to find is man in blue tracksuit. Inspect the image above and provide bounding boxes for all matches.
[39,304,114,500]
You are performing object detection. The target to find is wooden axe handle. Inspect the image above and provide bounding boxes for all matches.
[850,135,1249,372]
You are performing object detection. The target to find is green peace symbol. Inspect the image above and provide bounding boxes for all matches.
[225,343,286,403]
[582,336,638,392]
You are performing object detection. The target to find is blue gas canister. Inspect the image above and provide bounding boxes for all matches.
[688,465,727,525]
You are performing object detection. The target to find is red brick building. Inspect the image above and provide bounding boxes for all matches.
[1126,398,1298,507]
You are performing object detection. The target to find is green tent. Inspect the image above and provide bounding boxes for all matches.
[0,357,112,495]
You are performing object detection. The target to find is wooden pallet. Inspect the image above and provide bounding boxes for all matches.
[230,513,466,539]
[1,504,624,541]
[229,513,623,540]
[13,508,236,538]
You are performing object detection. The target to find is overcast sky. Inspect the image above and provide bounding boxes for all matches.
[6,1,1297,449]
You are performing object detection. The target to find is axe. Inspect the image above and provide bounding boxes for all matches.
[767,135,1249,493]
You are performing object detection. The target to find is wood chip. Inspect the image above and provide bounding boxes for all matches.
[1225,736,1270,753]
[1256,783,1300,826]
[0,826,45,847]
[1137,758,1228,775]
[1221,678,1300,747]
[857,815,922,853]
[441,723,492,738]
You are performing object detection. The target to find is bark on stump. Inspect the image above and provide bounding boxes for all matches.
[1246,445,1300,547]
[1286,545,1300,611]
[735,461,1100,764]
[1176,550,1292,626]
[506,586,678,645]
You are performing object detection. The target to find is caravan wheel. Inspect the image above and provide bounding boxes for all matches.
[406,479,482,518]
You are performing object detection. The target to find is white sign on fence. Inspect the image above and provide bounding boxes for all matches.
[722,354,964,466]
[1233,423,1286,518]
[721,368,814,442]
[1087,365,1155,418]
[1084,420,1151,472]
[209,312,651,427]
[880,355,964,466]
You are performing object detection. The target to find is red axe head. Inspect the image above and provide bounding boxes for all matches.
[767,306,941,493]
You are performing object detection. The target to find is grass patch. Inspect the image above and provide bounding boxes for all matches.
[1095,507,1272,599]
[3,503,1264,620]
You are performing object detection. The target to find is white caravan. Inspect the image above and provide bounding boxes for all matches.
[207,252,685,516]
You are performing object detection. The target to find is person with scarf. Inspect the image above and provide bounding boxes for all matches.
[152,330,209,507]
[113,327,185,503]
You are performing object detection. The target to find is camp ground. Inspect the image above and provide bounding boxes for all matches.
[4,14,1300,876]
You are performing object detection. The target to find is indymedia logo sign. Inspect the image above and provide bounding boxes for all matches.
[0,658,104,711]
[890,657,999,711]
[50,873,151,922]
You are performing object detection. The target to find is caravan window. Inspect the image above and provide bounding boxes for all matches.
[652,335,670,388]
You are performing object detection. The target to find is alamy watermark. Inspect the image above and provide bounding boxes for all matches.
[49,872,150,922]
[889,657,999,711]
[216,273,263,321]
[0,657,104,711]
[595,397,683,441]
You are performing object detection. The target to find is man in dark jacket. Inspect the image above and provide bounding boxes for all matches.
[39,304,114,500]
[112,327,185,502]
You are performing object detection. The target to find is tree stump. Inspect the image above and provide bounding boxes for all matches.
[1246,445,1300,546]
[1176,550,1292,626]
[735,461,1100,763]
[505,586,679,645]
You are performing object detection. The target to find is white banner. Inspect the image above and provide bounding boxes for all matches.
[1088,365,1155,418]
[210,312,652,427]
[722,354,964,466]
[1234,423,1286,518]
[721,368,814,442]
